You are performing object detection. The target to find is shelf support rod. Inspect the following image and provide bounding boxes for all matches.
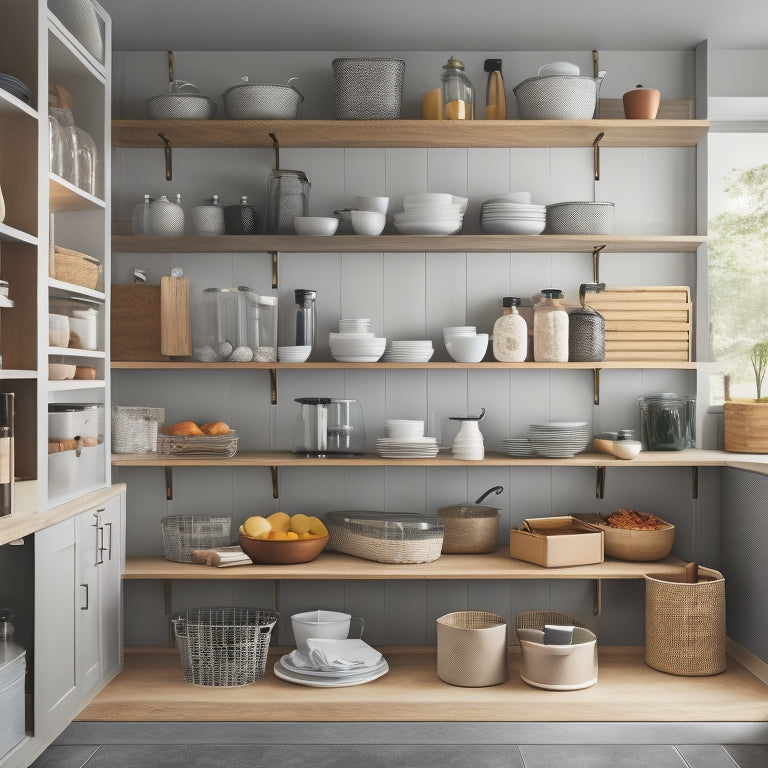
[593,367,601,406]
[158,133,173,181]
[692,466,699,499]
[592,244,606,284]
[593,579,602,616]
[271,466,279,499]
[165,466,174,500]
[165,579,174,647]
[270,368,278,405]
[595,466,606,499]
[271,251,279,289]
[592,132,604,181]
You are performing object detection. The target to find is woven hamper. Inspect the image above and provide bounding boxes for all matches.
[645,566,726,676]
[436,611,508,687]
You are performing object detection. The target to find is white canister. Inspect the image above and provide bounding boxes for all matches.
[68,307,98,350]
[48,403,104,441]
[533,289,569,362]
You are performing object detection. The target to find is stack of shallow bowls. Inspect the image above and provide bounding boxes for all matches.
[329,318,386,362]
[501,437,534,457]
[528,421,591,457]
[393,193,467,235]
[480,192,546,235]
[376,419,439,458]
[382,340,434,362]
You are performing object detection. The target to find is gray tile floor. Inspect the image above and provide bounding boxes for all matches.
[29,742,768,768]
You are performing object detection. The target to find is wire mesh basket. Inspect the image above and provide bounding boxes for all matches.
[162,515,232,563]
[112,405,165,454]
[172,607,279,687]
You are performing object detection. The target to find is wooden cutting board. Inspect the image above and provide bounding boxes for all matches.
[111,284,169,361]
[160,274,192,357]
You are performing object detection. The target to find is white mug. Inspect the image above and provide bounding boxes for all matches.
[291,609,364,653]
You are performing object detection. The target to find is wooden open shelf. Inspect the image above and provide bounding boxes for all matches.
[124,550,685,582]
[111,233,706,254]
[111,119,709,150]
[110,360,698,370]
[111,448,747,469]
[76,646,768,723]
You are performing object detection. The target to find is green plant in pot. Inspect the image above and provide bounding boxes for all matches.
[723,340,768,452]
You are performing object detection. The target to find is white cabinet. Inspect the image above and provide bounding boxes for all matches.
[34,494,124,737]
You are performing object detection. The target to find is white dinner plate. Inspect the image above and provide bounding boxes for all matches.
[274,658,389,687]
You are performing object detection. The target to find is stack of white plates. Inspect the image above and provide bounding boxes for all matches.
[329,318,386,362]
[528,421,591,457]
[393,193,468,235]
[382,340,434,362]
[0,73,32,104]
[501,437,534,457]
[480,195,546,235]
[274,640,389,688]
[377,419,439,458]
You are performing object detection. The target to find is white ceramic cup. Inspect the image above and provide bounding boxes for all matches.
[356,195,389,214]
[291,609,364,653]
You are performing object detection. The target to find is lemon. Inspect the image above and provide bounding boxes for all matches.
[307,516,328,537]
[290,513,311,535]
[285,531,299,540]
[266,511,291,533]
[242,515,271,539]
[268,530,289,540]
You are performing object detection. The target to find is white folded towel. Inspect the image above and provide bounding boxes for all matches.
[289,639,382,672]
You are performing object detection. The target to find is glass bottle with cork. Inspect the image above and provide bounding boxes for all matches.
[441,56,474,120]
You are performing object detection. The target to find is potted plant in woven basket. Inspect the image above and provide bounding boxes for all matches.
[723,340,768,452]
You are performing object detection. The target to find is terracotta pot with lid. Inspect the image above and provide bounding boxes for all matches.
[623,85,661,119]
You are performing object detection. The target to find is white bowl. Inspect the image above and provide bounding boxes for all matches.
[294,216,339,236]
[404,192,454,207]
[538,61,580,77]
[356,196,389,214]
[481,219,546,235]
[483,192,533,205]
[394,220,462,235]
[351,210,386,236]
[278,345,312,362]
[445,333,489,363]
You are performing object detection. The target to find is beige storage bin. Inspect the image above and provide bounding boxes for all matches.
[645,565,726,676]
[515,610,597,691]
[436,611,508,687]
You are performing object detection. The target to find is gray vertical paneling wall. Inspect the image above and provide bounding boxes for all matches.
[112,49,709,648]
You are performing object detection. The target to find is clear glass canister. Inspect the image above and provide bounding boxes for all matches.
[238,288,278,362]
[293,289,316,349]
[568,283,606,362]
[533,289,569,362]
[441,56,474,120]
[492,296,527,362]
[192,288,241,362]
[265,169,310,234]
[132,194,152,235]
[638,393,696,451]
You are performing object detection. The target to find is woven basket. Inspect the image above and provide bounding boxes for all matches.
[545,202,615,235]
[172,607,278,687]
[645,566,726,676]
[436,611,508,687]
[52,245,102,290]
[437,505,500,553]
[157,431,239,458]
[332,58,405,120]
[162,515,232,563]
[513,75,597,120]
[112,405,165,454]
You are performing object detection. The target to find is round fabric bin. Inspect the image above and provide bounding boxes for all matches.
[644,566,726,676]
[437,505,500,554]
[515,611,597,691]
[436,611,508,687]
[332,58,405,120]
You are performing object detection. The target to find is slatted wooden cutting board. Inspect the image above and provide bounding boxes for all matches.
[587,286,692,362]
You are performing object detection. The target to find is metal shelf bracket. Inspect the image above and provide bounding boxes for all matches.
[592,131,605,181]
[692,466,699,499]
[270,368,278,405]
[271,251,279,289]
[592,243,606,283]
[158,132,173,181]
[593,579,602,616]
[595,465,606,499]
[271,466,279,499]
[593,367,601,405]
[165,466,174,500]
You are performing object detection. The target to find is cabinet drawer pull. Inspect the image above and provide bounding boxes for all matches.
[80,583,89,610]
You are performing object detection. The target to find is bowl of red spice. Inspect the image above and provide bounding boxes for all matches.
[598,509,675,562]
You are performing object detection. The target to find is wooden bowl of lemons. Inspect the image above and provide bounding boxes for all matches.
[238,512,329,565]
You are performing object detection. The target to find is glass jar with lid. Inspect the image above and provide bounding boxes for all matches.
[265,169,310,234]
[533,289,569,362]
[492,297,527,362]
[568,283,605,362]
[441,56,474,120]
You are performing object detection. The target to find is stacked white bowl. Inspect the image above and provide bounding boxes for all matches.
[382,340,434,362]
[329,318,386,362]
[443,326,489,363]
[393,193,468,235]
[480,192,546,235]
[376,419,439,458]
[278,345,312,362]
